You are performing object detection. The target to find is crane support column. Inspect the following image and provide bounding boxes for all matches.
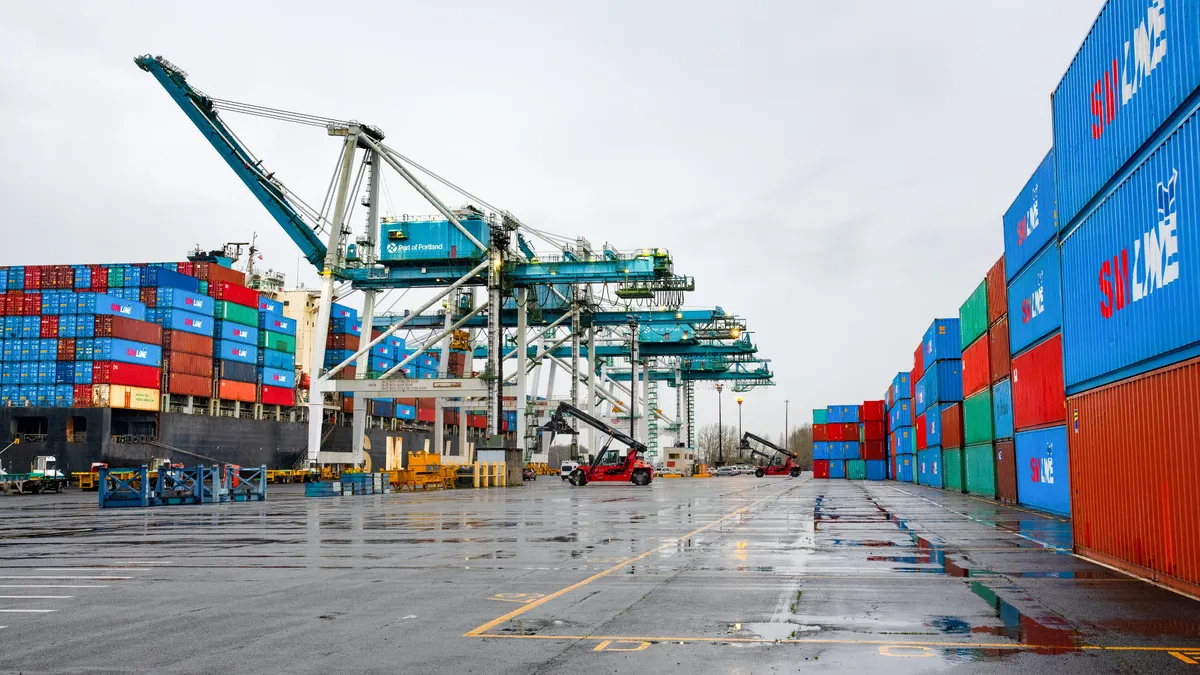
[628,318,639,442]
[307,130,360,464]
[434,296,453,459]
[587,326,597,457]
[352,147,381,463]
[569,290,580,456]
[675,367,685,447]
[640,361,650,456]
[516,287,528,458]
[486,244,503,436]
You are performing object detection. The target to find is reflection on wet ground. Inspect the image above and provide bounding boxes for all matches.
[0,476,1197,673]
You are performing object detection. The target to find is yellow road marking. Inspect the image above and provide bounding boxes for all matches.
[470,632,1200,652]
[1169,650,1200,664]
[593,640,651,652]
[879,645,935,657]
[487,593,546,604]
[464,483,802,637]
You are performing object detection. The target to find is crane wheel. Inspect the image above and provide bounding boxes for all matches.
[790,469,800,478]
[631,470,651,486]
[568,470,588,487]
[755,468,765,478]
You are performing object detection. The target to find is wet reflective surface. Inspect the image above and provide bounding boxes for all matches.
[0,475,1197,672]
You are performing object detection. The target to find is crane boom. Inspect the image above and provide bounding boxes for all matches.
[135,54,329,269]
[739,431,795,459]
[540,402,647,455]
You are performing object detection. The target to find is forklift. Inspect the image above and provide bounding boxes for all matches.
[740,432,801,478]
[540,402,654,486]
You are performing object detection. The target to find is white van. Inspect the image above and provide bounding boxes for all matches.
[560,460,580,480]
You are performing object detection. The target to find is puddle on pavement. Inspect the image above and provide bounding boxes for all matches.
[728,622,821,640]
[967,582,1080,654]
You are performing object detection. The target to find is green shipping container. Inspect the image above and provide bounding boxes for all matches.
[214,300,258,326]
[846,459,866,480]
[812,408,827,424]
[107,267,123,287]
[959,279,988,347]
[964,443,997,497]
[963,389,994,445]
[942,448,965,492]
[199,280,208,294]
[260,330,296,354]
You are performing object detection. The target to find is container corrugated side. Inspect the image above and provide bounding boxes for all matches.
[1012,332,1067,430]
[963,389,994,445]
[986,256,1007,324]
[915,359,964,412]
[942,447,964,492]
[996,439,1018,504]
[1004,149,1058,281]
[917,447,942,488]
[923,318,962,365]
[1008,242,1064,356]
[959,280,989,348]
[989,316,1012,383]
[1060,104,1200,394]
[964,442,997,497]
[1067,355,1200,598]
[940,403,963,450]
[1052,0,1200,228]
[962,333,991,397]
[991,378,1015,439]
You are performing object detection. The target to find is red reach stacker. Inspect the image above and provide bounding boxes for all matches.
[742,432,801,478]
[540,402,654,486]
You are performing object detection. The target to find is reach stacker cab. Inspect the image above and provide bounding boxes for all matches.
[540,402,654,486]
[741,432,801,478]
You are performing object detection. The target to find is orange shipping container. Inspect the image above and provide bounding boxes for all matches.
[92,384,160,411]
[989,317,1011,384]
[995,439,1017,505]
[985,256,1006,326]
[1067,356,1200,599]
[218,379,256,402]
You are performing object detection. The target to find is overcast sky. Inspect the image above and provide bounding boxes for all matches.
[0,1,1102,438]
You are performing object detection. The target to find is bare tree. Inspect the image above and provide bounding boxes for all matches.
[779,423,814,470]
[696,423,741,464]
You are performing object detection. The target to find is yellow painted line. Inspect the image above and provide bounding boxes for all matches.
[471,632,1200,652]
[464,482,803,637]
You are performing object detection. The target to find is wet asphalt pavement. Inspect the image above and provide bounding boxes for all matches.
[0,474,1198,674]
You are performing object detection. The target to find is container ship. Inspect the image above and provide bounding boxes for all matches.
[0,248,512,475]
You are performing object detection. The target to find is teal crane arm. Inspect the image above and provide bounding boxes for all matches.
[134,54,328,269]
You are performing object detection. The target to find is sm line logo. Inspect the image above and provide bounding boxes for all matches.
[1017,185,1040,246]
[125,348,148,359]
[111,303,132,315]
[1091,0,1167,139]
[1099,168,1180,318]
[1030,439,1057,485]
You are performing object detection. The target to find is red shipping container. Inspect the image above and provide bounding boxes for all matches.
[995,439,1017,504]
[23,292,41,316]
[162,330,214,357]
[93,361,162,389]
[1011,333,1065,431]
[164,351,213,378]
[813,460,830,479]
[73,384,92,407]
[886,386,893,409]
[395,397,418,406]
[94,315,163,344]
[861,420,885,441]
[327,333,360,350]
[139,287,157,308]
[861,440,886,460]
[177,262,195,277]
[417,407,435,423]
[916,413,927,450]
[470,414,486,429]
[989,316,1011,384]
[261,385,295,406]
[332,366,357,380]
[167,372,212,397]
[860,400,885,422]
[961,336,991,397]
[445,411,459,426]
[840,422,858,440]
[39,315,58,338]
[1067,356,1200,599]
[417,398,435,411]
[913,341,925,381]
[812,424,827,442]
[218,379,256,402]
[0,292,6,317]
[57,338,76,361]
[208,280,258,308]
[4,292,18,315]
[986,256,1006,325]
[23,266,41,289]
[941,403,964,450]
[825,423,844,442]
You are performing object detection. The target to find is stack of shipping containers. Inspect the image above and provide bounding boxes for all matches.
[212,279,260,404]
[858,399,886,480]
[257,296,296,408]
[154,284,215,402]
[887,372,914,483]
[914,319,963,488]
[958,272,992,496]
[985,257,1011,499]
[811,408,829,479]
[827,405,859,479]
[1004,149,1069,518]
[1056,2,1200,597]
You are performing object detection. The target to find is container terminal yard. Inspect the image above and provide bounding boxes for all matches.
[1,1,1199,673]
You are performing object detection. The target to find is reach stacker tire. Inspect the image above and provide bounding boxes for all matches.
[630,469,652,486]
[755,468,766,478]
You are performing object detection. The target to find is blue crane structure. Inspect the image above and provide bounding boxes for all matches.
[137,54,773,463]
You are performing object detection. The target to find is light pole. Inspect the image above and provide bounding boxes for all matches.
[716,384,724,466]
[784,399,790,452]
[736,396,744,460]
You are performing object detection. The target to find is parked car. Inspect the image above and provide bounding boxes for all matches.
[713,466,738,476]
[560,461,580,481]
[523,467,537,481]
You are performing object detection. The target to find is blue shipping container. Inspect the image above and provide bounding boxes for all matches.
[917,447,943,488]
[215,320,258,346]
[257,296,283,314]
[330,303,358,322]
[215,340,257,365]
[1004,149,1059,281]
[258,311,296,336]
[329,318,360,335]
[865,459,886,481]
[396,404,416,420]
[379,217,491,263]
[842,441,860,460]
[156,288,214,316]
[891,371,911,404]
[1061,105,1200,392]
[923,318,962,364]
[367,357,394,374]
[1014,425,1071,516]
[826,405,859,424]
[259,349,295,371]
[94,338,162,367]
[74,315,94,338]
[828,460,846,479]
[260,366,294,388]
[79,293,147,321]
[926,408,942,447]
[915,360,964,413]
[812,442,831,460]
[75,339,94,361]
[142,267,199,292]
[991,378,1014,439]
[895,453,915,483]
[1052,0,1200,228]
[1008,242,1064,356]
[370,343,394,360]
[890,400,913,428]
[154,309,213,337]
[324,349,355,368]
[74,361,92,384]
